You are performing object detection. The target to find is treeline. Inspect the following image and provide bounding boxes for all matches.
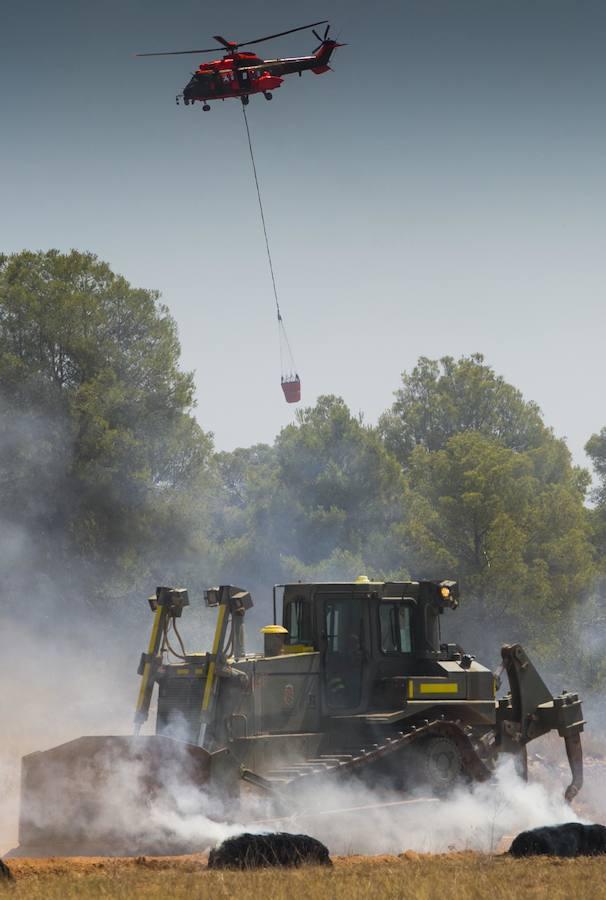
[1,251,605,675]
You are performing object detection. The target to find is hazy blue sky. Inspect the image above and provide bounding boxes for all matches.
[2,1,605,465]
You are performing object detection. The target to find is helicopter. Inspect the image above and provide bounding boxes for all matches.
[136,21,344,109]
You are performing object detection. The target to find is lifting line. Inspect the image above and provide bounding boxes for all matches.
[241,102,297,377]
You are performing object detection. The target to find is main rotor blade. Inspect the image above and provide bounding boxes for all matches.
[236,20,329,49]
[136,20,330,58]
[136,47,222,57]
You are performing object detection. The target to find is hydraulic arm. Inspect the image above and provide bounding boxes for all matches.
[134,587,190,733]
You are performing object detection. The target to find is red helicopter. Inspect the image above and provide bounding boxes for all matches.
[136,21,344,109]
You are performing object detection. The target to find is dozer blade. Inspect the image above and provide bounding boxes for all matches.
[15,735,230,857]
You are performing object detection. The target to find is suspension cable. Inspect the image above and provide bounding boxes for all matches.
[241,102,280,318]
[241,103,298,376]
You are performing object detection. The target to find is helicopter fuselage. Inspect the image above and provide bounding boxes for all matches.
[180,42,338,107]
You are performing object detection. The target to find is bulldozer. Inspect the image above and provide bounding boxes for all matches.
[15,578,585,856]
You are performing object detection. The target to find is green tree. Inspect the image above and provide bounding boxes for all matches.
[214,397,411,583]
[585,431,606,587]
[273,396,409,576]
[0,250,214,600]
[379,354,548,468]
[406,432,595,652]
[211,443,286,584]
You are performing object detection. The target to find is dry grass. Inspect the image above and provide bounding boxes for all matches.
[3,852,606,900]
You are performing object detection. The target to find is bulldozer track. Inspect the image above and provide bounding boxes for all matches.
[243,718,494,794]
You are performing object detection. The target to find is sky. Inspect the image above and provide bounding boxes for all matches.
[1,0,605,466]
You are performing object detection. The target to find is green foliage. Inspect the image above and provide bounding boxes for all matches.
[212,443,286,582]
[281,548,378,584]
[379,353,548,467]
[212,398,411,585]
[585,429,606,565]
[405,432,595,650]
[586,428,606,501]
[583,430,606,683]
[275,396,408,570]
[0,250,214,600]
[374,352,597,656]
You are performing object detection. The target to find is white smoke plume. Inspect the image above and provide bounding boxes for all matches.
[286,760,583,855]
[0,614,140,854]
[9,746,586,859]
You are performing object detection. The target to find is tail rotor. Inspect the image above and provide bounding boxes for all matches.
[312,24,332,51]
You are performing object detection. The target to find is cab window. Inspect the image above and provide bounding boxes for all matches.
[379,603,412,654]
[324,597,362,654]
[284,598,313,646]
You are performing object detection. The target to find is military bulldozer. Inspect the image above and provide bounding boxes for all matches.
[16,578,585,855]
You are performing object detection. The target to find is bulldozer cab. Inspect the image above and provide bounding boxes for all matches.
[279,578,458,717]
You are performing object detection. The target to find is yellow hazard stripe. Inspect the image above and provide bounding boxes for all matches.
[202,603,226,711]
[165,667,206,676]
[419,682,459,695]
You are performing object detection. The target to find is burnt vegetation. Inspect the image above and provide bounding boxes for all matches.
[510,823,606,858]
[208,832,332,869]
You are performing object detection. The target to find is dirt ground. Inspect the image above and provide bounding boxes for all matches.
[4,852,606,900]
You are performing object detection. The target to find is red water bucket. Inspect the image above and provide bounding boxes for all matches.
[281,376,301,404]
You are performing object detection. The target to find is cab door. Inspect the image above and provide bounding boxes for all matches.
[321,594,364,711]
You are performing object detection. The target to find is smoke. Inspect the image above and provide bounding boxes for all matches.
[14,745,597,858]
[0,399,219,855]
[254,759,588,856]
[13,735,249,856]
[0,617,137,854]
[9,724,593,860]
[0,588,222,855]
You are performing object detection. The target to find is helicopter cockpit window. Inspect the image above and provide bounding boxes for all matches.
[379,603,413,654]
[285,598,313,646]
